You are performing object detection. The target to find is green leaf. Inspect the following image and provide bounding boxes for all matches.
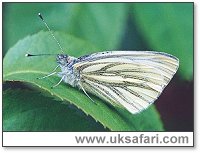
[3,3,127,55]
[3,3,72,55]
[3,31,163,131]
[67,3,127,50]
[132,3,193,80]
[3,89,107,131]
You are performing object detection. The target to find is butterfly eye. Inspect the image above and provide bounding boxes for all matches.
[64,55,68,58]
[57,54,68,60]
[57,54,63,59]
[56,54,69,65]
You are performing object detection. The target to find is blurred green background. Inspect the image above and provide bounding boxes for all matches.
[3,3,194,131]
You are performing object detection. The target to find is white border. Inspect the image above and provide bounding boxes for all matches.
[3,132,193,146]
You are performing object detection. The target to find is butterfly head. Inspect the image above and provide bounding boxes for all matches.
[56,54,70,66]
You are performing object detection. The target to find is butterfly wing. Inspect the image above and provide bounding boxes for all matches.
[73,51,179,114]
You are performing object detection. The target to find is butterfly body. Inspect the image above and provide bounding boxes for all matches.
[56,54,80,87]
[55,51,179,114]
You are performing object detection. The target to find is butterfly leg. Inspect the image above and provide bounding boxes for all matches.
[37,71,57,79]
[79,83,96,104]
[51,65,60,72]
[37,65,59,79]
[51,75,65,88]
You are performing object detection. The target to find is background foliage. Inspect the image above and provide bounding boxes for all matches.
[3,3,193,131]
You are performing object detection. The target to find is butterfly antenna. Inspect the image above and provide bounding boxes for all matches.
[25,53,56,57]
[38,13,64,53]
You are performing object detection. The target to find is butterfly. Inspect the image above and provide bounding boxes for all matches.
[27,13,179,114]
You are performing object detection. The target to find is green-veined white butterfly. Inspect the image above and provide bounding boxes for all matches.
[27,13,179,114]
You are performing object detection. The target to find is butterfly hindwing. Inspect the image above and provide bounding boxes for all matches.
[73,51,179,114]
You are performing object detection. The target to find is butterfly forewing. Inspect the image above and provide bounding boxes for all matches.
[74,51,179,114]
